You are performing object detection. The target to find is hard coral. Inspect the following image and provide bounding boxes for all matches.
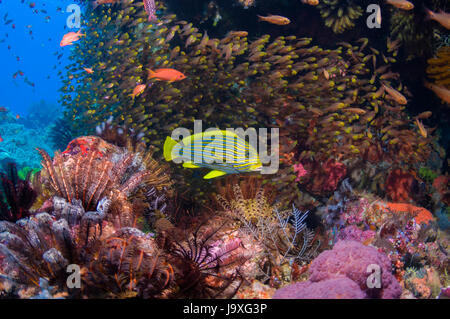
[308,240,402,299]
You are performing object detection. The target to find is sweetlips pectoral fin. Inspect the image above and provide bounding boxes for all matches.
[203,170,227,179]
[182,162,200,168]
[163,136,178,161]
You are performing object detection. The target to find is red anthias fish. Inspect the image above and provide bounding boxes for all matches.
[143,0,157,21]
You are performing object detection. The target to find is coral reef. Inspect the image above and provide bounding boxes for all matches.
[403,266,442,298]
[0,0,448,301]
[0,117,54,171]
[0,201,171,298]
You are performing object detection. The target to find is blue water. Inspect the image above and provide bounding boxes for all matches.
[0,0,75,117]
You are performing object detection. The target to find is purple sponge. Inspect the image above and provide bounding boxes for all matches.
[308,240,401,298]
[273,240,402,299]
[273,276,366,299]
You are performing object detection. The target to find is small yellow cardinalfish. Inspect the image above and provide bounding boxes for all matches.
[415,118,427,138]
[382,83,407,105]
[164,130,262,179]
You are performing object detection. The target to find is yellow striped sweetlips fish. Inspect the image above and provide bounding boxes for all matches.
[164,130,262,179]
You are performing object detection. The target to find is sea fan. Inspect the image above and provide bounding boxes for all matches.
[217,181,319,265]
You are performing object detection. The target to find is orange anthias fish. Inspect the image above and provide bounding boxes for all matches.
[15,114,20,119]
[257,15,291,25]
[301,0,319,5]
[415,118,427,138]
[382,83,407,105]
[0,135,3,142]
[148,68,186,82]
[424,81,450,104]
[424,7,450,30]
[132,84,146,98]
[60,30,84,47]
[386,0,414,10]
[83,67,94,74]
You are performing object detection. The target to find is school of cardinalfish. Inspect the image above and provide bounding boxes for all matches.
[51,0,450,180]
[0,0,441,181]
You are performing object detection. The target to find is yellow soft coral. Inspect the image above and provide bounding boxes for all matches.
[427,46,450,89]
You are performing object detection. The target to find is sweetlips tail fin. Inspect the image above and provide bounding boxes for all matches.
[163,136,178,161]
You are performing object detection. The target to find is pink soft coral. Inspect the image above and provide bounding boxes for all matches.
[293,162,307,182]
